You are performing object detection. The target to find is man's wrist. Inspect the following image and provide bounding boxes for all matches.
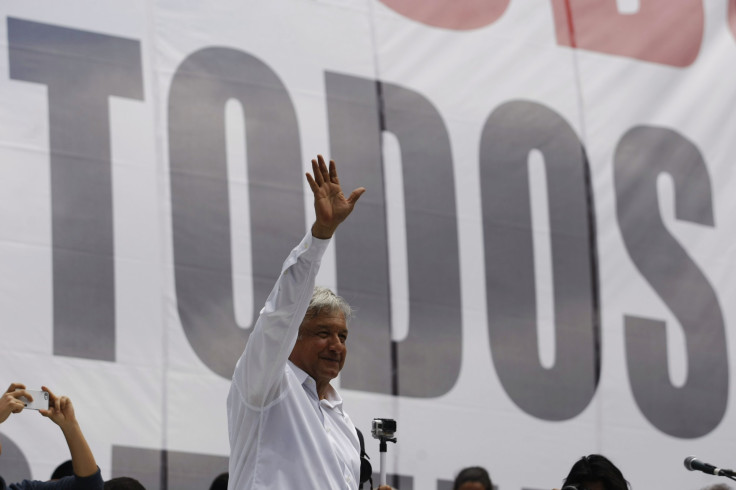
[311,223,336,240]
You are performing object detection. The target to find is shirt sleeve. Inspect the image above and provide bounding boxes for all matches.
[230,231,331,408]
[8,468,103,490]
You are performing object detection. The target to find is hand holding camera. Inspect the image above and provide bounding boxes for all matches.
[39,385,79,432]
[0,383,32,423]
[0,382,100,482]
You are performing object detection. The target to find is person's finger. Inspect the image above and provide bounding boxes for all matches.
[42,386,56,405]
[305,172,319,194]
[51,391,61,413]
[311,159,324,186]
[346,187,366,205]
[10,399,24,414]
[9,389,32,402]
[6,383,25,394]
[317,155,330,183]
[8,389,33,413]
[329,159,339,184]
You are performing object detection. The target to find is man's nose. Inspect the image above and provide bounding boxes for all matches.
[328,335,344,351]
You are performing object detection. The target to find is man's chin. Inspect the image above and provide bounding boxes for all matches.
[319,362,341,378]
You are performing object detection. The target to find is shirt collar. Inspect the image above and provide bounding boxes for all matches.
[288,361,344,412]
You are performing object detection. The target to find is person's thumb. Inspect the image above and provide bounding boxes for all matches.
[346,187,366,205]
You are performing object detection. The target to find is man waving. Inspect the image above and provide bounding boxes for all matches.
[227,155,373,489]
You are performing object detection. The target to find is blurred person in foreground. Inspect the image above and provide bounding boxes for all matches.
[453,466,493,490]
[209,473,227,490]
[50,461,74,481]
[555,454,629,490]
[0,383,102,490]
[227,155,390,489]
[102,477,145,490]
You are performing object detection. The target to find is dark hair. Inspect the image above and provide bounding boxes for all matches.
[563,454,629,490]
[50,460,74,480]
[453,466,493,490]
[104,477,146,490]
[209,472,228,490]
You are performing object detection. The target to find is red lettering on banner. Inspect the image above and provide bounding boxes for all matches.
[378,0,509,30]
[550,0,703,67]
[730,0,736,40]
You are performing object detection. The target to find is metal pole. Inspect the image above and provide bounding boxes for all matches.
[380,451,387,486]
[379,437,388,486]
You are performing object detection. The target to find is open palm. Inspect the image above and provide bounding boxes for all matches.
[306,155,365,239]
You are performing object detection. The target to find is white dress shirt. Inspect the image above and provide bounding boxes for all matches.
[227,232,361,490]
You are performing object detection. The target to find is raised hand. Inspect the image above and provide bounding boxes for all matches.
[306,155,365,239]
[0,383,30,423]
[39,385,77,431]
[39,386,98,477]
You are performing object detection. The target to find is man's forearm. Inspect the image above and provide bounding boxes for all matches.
[61,422,98,478]
[237,232,329,406]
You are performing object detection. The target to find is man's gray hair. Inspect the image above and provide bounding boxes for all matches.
[304,286,353,323]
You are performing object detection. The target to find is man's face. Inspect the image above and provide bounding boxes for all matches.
[289,311,348,386]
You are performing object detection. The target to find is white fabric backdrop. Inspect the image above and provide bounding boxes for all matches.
[0,1,735,489]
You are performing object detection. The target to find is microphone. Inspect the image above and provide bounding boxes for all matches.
[684,456,735,477]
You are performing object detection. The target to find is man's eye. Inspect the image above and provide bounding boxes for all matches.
[317,332,329,338]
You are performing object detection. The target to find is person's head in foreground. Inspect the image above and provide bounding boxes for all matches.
[453,466,493,490]
[560,454,629,490]
[104,476,146,490]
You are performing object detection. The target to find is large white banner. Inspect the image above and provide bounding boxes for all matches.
[1,1,736,489]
